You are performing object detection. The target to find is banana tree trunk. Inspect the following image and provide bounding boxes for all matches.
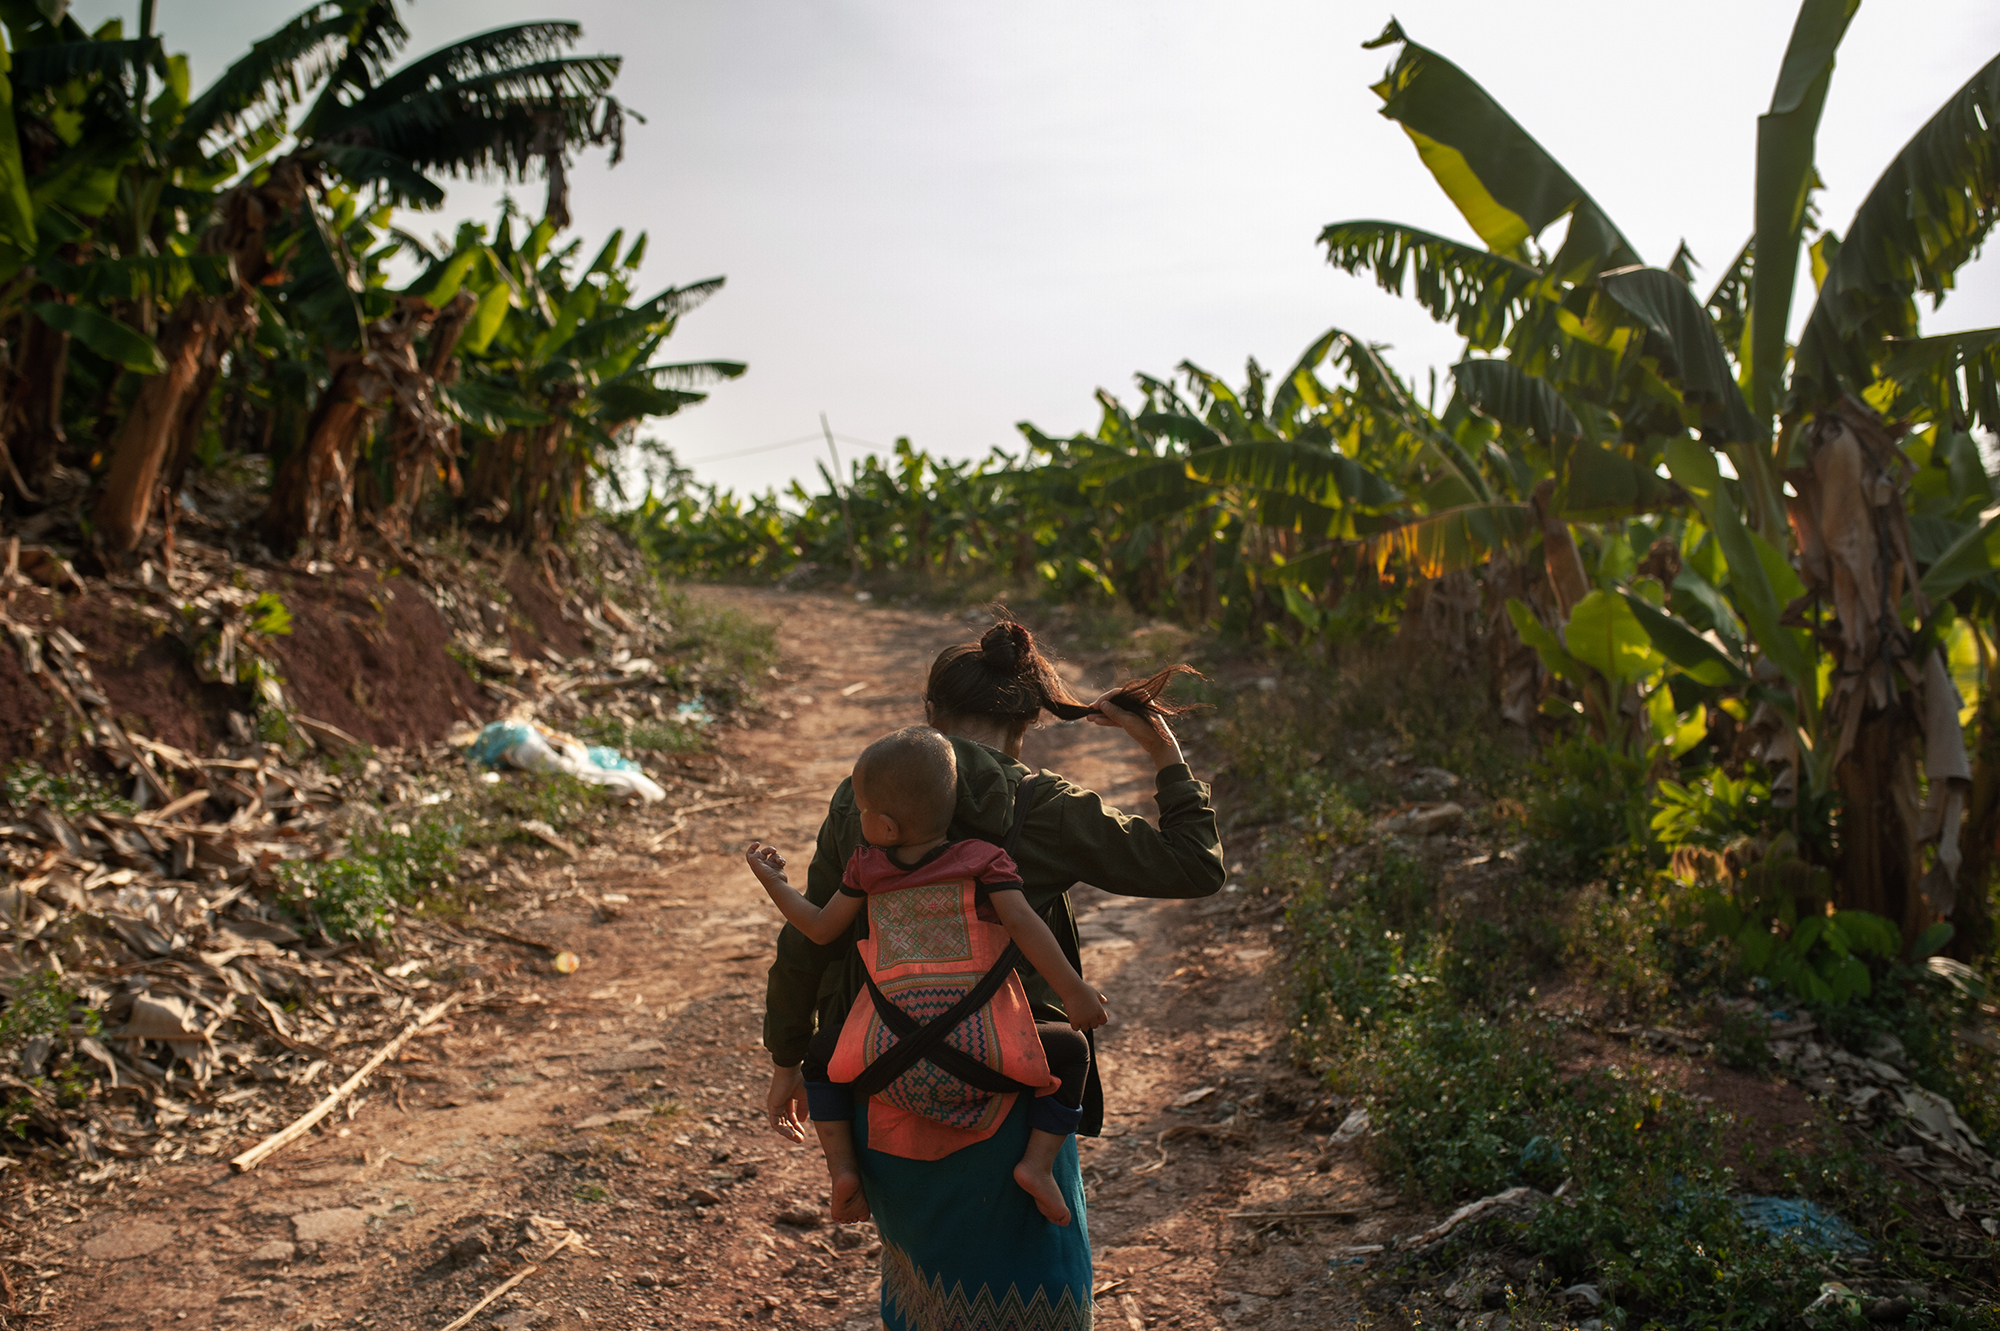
[161,337,229,496]
[92,302,222,547]
[1951,625,2000,959]
[1531,477,1589,616]
[1786,398,1973,940]
[1,308,70,502]
[90,160,309,552]
[381,290,476,539]
[262,355,385,554]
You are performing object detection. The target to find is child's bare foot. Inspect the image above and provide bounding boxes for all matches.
[1013,1158,1071,1226]
[830,1168,871,1223]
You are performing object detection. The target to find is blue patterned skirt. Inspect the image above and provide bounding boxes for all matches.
[855,1094,1093,1331]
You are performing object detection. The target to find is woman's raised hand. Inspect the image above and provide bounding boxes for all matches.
[1086,692,1185,771]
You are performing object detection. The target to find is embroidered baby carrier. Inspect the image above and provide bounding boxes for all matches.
[826,777,1062,1160]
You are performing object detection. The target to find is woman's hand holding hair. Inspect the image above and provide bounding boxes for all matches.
[1087,691,1185,770]
[767,1063,809,1143]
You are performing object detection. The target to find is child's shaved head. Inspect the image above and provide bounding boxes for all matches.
[853,726,957,840]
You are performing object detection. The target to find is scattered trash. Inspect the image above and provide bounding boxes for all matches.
[1804,1282,1861,1316]
[519,818,583,859]
[1330,1108,1371,1144]
[1326,1243,1384,1266]
[1763,1009,2000,1221]
[0,524,739,1172]
[675,697,711,728]
[466,721,666,802]
[1733,1195,1869,1255]
[1171,1085,1218,1108]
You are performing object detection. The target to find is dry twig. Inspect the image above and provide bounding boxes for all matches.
[231,993,461,1172]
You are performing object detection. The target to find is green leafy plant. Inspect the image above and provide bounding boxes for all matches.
[277,857,399,944]
[1520,735,1652,887]
[0,968,103,1139]
[0,761,134,818]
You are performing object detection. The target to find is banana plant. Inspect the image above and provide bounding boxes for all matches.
[93,0,631,552]
[1325,7,2000,946]
[449,205,742,546]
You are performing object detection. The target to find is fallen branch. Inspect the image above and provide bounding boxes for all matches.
[230,992,461,1172]
[438,1263,538,1331]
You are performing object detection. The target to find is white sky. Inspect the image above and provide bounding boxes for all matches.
[77,0,2000,497]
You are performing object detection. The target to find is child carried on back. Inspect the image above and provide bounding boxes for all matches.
[744,725,1105,1227]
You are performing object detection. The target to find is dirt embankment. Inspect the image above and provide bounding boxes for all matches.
[0,552,591,767]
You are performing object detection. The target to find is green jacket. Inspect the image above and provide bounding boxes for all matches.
[761,736,1224,1128]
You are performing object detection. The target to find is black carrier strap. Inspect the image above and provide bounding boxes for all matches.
[845,775,1042,1101]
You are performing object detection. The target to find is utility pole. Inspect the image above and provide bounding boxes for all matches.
[821,412,862,587]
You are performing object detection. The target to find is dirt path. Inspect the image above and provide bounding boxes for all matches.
[19,591,1399,1331]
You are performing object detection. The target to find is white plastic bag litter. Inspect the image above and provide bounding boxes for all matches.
[467,721,667,803]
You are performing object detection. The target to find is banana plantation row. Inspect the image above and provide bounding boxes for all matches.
[0,0,735,553]
[636,13,2000,992]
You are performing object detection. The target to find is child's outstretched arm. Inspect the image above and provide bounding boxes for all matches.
[988,888,1109,1031]
[745,842,864,945]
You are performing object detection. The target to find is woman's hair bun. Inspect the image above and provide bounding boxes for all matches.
[978,622,1034,677]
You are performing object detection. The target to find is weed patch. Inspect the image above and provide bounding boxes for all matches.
[2,760,134,818]
[1216,641,1996,1324]
[0,968,101,1138]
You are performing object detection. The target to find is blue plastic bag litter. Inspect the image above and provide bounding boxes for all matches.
[1733,1196,1868,1255]
[464,720,666,802]
[468,722,535,768]
[583,746,642,773]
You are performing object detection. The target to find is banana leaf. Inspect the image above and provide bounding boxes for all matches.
[1749,0,1861,425]
[1451,358,1580,443]
[1621,590,1746,685]
[31,301,162,373]
[1920,509,2000,602]
[1363,20,1637,281]
[1598,266,1759,443]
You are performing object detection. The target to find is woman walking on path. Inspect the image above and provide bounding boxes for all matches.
[760,622,1225,1331]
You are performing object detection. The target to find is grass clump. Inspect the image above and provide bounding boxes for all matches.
[573,714,704,756]
[1,760,134,818]
[0,968,102,1138]
[281,772,618,942]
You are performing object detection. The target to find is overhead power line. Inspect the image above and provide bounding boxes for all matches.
[676,431,895,467]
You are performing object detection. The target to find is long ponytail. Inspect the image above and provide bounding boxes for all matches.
[925,620,1202,726]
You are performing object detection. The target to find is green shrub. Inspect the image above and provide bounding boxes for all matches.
[1363,1011,1561,1201]
[1521,735,1651,887]
[1,761,133,818]
[574,714,704,757]
[1,968,102,1138]
[278,856,400,943]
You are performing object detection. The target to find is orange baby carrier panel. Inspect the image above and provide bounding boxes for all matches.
[826,873,1059,1161]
